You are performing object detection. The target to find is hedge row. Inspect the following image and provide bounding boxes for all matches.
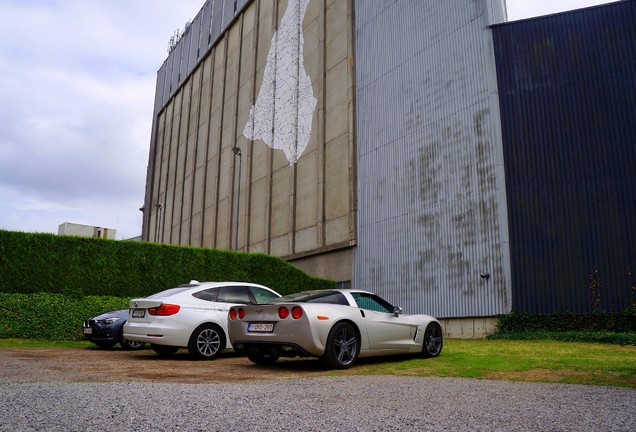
[487,330,636,345]
[0,293,131,340]
[0,230,334,297]
[493,311,636,333]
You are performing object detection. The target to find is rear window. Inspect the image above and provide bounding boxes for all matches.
[191,288,218,302]
[275,290,349,306]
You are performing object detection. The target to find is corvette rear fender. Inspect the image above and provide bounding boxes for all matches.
[317,318,365,353]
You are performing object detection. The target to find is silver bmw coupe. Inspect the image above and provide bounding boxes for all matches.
[227,289,443,369]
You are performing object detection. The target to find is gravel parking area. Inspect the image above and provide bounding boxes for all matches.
[2,377,635,431]
[1,347,635,431]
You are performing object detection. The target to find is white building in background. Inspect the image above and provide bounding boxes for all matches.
[58,222,116,240]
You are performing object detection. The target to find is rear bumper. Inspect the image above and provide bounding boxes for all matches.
[228,319,325,356]
[122,323,189,347]
[232,340,317,358]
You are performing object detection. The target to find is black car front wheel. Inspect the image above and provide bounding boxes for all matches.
[151,344,180,357]
[422,323,443,358]
[320,322,360,369]
[187,324,225,360]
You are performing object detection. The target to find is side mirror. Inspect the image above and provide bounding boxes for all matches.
[393,306,403,317]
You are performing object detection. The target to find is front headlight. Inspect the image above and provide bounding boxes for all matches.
[99,317,121,325]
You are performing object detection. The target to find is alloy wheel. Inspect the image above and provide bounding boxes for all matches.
[196,328,221,357]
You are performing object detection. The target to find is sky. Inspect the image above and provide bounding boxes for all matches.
[0,0,618,240]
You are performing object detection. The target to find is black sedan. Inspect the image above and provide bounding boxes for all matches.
[83,309,144,350]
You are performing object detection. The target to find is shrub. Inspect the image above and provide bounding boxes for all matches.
[488,310,636,345]
[493,311,636,333]
[0,293,131,341]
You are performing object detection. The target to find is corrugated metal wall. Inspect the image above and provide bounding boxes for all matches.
[492,1,636,312]
[354,0,512,318]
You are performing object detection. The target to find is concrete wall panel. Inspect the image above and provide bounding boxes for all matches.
[249,176,269,243]
[324,60,349,143]
[271,166,291,237]
[324,134,350,220]
[295,150,318,230]
[192,166,205,218]
[270,233,291,257]
[325,0,347,72]
[295,226,318,253]
[325,214,350,245]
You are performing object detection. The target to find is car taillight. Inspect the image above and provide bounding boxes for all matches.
[229,308,246,320]
[147,304,180,316]
[278,307,289,319]
[291,306,303,319]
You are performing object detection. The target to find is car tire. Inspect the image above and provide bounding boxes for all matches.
[187,324,225,360]
[120,337,145,350]
[151,344,180,357]
[422,323,443,358]
[94,341,117,349]
[320,322,360,369]
[247,349,280,366]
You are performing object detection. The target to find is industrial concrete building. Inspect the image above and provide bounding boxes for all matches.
[141,0,636,336]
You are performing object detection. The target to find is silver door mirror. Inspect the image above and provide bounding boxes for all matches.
[393,306,403,317]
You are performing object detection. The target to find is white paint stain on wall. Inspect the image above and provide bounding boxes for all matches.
[242,0,316,165]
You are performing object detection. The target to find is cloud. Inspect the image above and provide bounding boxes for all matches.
[507,0,618,20]
[0,0,202,239]
[0,0,617,240]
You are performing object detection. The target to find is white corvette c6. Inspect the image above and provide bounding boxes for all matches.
[227,289,443,369]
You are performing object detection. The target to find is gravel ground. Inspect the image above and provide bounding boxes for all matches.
[1,376,635,431]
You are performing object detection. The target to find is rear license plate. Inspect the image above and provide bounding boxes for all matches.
[132,309,145,318]
[247,323,274,333]
[83,328,92,335]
